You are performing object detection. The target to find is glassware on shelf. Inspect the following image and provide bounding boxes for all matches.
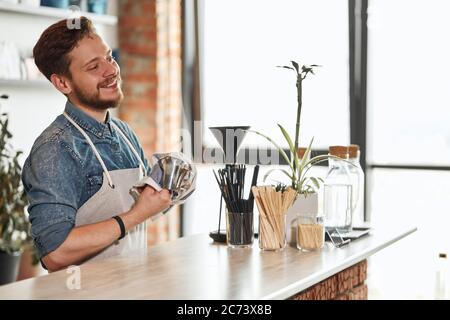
[348,144,365,226]
[296,212,324,252]
[324,146,353,233]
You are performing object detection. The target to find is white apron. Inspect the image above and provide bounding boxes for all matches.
[63,112,147,262]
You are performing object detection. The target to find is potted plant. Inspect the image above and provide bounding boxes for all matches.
[0,94,32,285]
[250,61,334,246]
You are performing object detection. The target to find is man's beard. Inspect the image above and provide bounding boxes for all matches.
[72,78,124,110]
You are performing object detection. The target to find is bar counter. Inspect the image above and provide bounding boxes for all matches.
[0,226,416,299]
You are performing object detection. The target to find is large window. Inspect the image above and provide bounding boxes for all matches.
[182,0,450,298]
[367,0,450,166]
[183,0,351,236]
[366,0,450,298]
[201,0,350,150]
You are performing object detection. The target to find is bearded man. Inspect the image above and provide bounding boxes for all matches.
[22,17,170,272]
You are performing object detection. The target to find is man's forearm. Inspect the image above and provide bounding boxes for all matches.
[42,209,145,272]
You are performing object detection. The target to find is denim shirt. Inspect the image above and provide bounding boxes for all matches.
[21,100,150,259]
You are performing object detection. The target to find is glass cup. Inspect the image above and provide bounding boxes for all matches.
[296,213,325,252]
[226,211,254,248]
[258,214,286,251]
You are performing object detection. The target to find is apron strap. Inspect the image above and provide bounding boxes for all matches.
[63,112,115,188]
[110,122,147,177]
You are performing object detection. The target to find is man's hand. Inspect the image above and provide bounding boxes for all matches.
[131,186,171,220]
[42,186,171,272]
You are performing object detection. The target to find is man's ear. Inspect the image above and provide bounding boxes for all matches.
[50,74,72,95]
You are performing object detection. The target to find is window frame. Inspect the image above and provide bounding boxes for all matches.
[183,0,356,167]
[181,0,373,232]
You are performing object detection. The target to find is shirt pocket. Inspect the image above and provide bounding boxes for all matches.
[87,174,104,198]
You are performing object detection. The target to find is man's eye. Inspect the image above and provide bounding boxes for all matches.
[107,56,115,62]
[88,65,98,70]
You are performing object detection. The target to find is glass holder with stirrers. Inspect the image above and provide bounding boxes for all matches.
[213,164,259,247]
[208,126,259,244]
[252,185,297,251]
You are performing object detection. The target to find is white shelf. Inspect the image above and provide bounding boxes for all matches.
[0,1,117,26]
[0,78,52,88]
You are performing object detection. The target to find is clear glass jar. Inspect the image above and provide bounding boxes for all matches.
[324,146,353,233]
[258,214,286,251]
[296,213,325,251]
[348,145,365,227]
[226,211,254,248]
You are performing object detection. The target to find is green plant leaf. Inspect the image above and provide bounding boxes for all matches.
[302,185,314,197]
[277,65,295,72]
[0,101,31,253]
[299,155,333,186]
[301,65,310,72]
[263,168,295,182]
[309,177,321,189]
[247,129,295,173]
[301,156,329,171]
[291,61,300,74]
[300,155,352,191]
[305,154,336,167]
[300,138,314,168]
[277,124,299,180]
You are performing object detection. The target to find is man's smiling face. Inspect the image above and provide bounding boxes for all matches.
[66,34,123,110]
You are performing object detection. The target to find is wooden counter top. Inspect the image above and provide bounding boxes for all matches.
[0,226,416,300]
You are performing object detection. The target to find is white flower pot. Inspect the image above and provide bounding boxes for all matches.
[286,193,319,247]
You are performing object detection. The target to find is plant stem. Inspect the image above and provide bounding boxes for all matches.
[293,74,302,182]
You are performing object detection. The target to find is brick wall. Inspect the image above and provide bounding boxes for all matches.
[290,260,368,300]
[118,0,182,245]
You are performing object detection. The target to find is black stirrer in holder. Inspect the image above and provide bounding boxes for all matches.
[208,126,251,243]
[210,164,259,243]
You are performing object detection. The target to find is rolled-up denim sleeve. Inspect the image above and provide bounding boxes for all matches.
[22,140,83,259]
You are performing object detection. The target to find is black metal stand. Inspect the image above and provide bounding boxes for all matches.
[209,193,226,242]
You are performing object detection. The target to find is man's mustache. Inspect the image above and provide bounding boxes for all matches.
[98,75,121,88]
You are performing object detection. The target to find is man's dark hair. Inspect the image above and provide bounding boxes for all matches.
[33,17,97,80]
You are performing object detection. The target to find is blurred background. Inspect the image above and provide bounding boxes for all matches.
[0,0,449,299]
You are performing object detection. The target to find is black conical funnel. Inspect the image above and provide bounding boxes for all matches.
[209,126,250,164]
